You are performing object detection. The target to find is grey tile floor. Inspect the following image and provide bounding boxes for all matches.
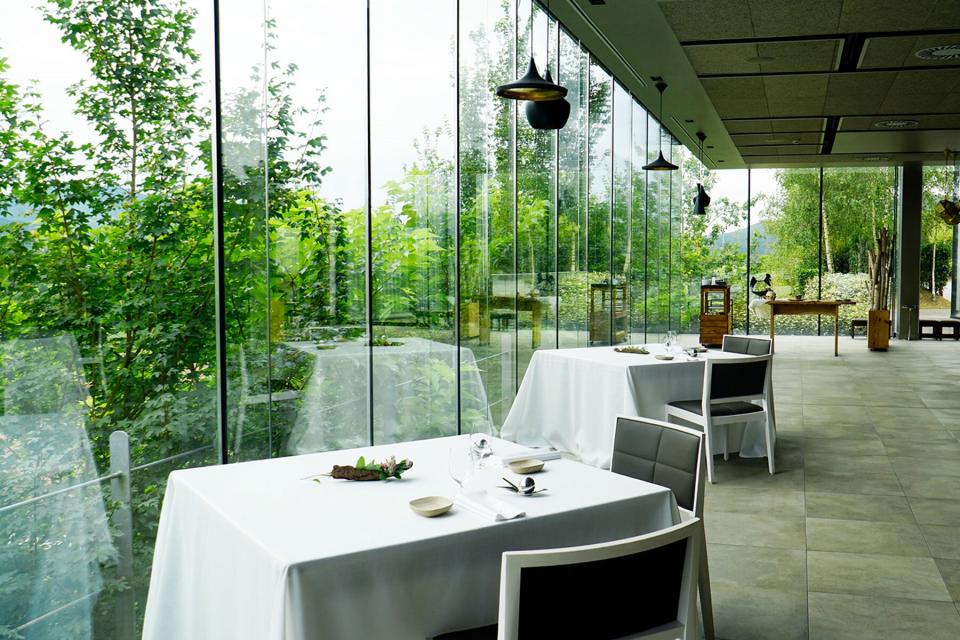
[703,335,960,640]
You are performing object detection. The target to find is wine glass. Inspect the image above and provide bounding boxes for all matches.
[448,446,473,490]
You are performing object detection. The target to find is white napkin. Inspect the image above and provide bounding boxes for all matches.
[455,489,526,522]
[499,449,563,464]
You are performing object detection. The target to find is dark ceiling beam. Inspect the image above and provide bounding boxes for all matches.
[679,27,960,47]
[698,64,960,79]
[723,111,960,121]
[821,33,866,155]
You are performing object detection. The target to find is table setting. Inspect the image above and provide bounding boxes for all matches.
[501,337,775,467]
[142,434,678,640]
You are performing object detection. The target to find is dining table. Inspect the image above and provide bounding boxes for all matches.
[142,435,679,640]
[500,344,775,468]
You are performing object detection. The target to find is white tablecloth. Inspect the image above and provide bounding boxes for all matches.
[501,345,774,468]
[142,436,678,640]
[284,338,490,454]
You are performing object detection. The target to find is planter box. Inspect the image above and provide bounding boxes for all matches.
[868,309,890,351]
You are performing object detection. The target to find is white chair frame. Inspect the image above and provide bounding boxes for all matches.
[665,354,775,484]
[497,519,704,640]
[721,334,778,432]
[612,416,715,640]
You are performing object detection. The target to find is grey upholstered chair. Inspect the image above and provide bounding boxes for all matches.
[665,355,775,484]
[433,518,705,640]
[721,334,777,439]
[611,416,715,640]
[721,334,772,355]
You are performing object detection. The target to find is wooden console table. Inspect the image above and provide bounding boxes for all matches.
[767,299,856,356]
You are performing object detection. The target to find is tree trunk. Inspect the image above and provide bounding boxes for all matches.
[931,243,937,293]
[822,204,834,273]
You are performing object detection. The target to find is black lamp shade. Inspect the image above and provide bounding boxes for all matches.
[693,183,711,215]
[524,73,570,129]
[526,97,571,129]
[642,151,679,171]
[496,57,568,101]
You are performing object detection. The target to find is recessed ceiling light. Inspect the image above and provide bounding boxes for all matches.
[873,119,919,129]
[915,45,960,60]
[745,55,775,63]
[857,155,892,161]
[718,159,726,162]
[684,119,694,123]
[706,145,714,149]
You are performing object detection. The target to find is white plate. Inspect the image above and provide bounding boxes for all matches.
[409,496,453,517]
[508,458,545,474]
[655,354,675,361]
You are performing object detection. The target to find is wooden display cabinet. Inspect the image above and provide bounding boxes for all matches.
[589,282,628,344]
[699,285,731,347]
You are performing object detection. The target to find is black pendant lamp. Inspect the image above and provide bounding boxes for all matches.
[693,131,711,215]
[643,80,679,171]
[526,70,571,129]
[497,56,567,101]
[496,1,567,103]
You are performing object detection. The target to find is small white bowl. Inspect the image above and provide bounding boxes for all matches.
[508,458,545,474]
[655,354,675,361]
[409,496,453,517]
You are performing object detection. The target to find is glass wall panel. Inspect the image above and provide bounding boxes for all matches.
[1,1,217,637]
[221,1,269,462]
[822,167,897,336]
[671,140,694,337]
[646,119,671,340]
[557,32,589,348]
[750,167,821,335]
[611,82,632,345]
[370,0,458,443]
[921,164,956,319]
[459,0,516,429]
[587,60,613,345]
[267,2,370,455]
[629,102,648,341]
[516,3,558,380]
[689,168,750,335]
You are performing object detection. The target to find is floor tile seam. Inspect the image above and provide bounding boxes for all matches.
[806,588,960,607]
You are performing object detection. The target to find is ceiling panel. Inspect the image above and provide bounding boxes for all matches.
[684,40,841,75]
[839,114,960,130]
[837,0,944,33]
[649,0,960,166]
[655,1,755,41]
[879,91,960,114]
[766,97,828,117]
[860,34,960,69]
[724,120,775,134]
[771,117,828,132]
[887,69,960,96]
[747,0,843,37]
[732,132,824,144]
[763,74,829,99]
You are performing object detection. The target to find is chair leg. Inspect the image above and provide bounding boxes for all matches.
[703,423,716,484]
[764,413,776,475]
[699,543,716,640]
[722,424,729,461]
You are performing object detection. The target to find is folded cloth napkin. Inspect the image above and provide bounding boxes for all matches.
[499,449,563,464]
[455,489,525,522]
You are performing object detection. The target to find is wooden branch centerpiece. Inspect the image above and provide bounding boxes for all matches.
[867,228,893,351]
[326,456,413,481]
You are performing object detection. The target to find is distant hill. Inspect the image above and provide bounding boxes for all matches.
[716,220,774,255]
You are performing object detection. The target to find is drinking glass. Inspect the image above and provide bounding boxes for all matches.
[448,446,473,490]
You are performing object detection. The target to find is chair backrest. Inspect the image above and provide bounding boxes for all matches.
[721,334,772,356]
[611,416,704,516]
[497,519,702,640]
[706,355,770,403]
